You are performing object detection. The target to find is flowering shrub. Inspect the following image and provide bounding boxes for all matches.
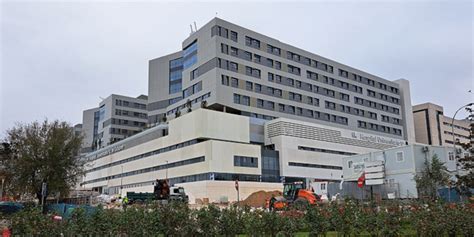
[4,200,474,236]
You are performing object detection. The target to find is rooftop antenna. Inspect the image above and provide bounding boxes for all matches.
[193,21,197,32]
[99,96,105,101]
[189,24,194,35]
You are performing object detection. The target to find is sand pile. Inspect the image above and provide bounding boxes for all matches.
[240,190,282,207]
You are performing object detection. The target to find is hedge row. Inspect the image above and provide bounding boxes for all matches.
[4,200,474,236]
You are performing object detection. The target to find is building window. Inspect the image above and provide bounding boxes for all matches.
[234,156,258,168]
[244,51,252,61]
[229,62,238,72]
[278,104,285,112]
[241,95,250,106]
[396,151,404,162]
[169,82,182,94]
[254,54,261,63]
[191,69,199,80]
[246,81,253,91]
[448,152,455,161]
[221,75,230,86]
[321,183,326,190]
[275,61,281,70]
[257,99,264,108]
[230,31,238,42]
[183,40,198,69]
[348,161,353,168]
[231,78,239,88]
[233,94,240,104]
[245,36,260,49]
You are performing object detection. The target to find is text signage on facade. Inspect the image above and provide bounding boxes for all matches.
[351,132,405,147]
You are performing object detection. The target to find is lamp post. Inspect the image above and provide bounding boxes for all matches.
[165,160,169,180]
[0,178,4,200]
[451,103,473,176]
[120,165,124,196]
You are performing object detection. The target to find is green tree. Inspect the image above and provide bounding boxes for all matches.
[0,143,15,197]
[455,117,474,195]
[2,120,84,201]
[415,154,450,199]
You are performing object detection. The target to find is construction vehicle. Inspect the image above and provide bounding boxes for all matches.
[267,181,319,210]
[127,179,188,204]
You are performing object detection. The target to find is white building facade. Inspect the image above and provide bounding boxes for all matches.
[342,144,458,199]
[81,18,419,203]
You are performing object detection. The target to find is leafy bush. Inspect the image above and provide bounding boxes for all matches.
[5,200,473,236]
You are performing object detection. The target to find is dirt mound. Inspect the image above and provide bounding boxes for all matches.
[240,190,282,207]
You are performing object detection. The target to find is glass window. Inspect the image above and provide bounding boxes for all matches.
[183,41,198,69]
[231,78,239,88]
[396,152,404,162]
[233,94,240,104]
[448,152,455,161]
[242,96,250,106]
[246,81,253,91]
[257,99,264,108]
[230,31,238,42]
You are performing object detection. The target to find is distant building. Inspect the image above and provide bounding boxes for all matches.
[81,107,100,153]
[413,103,471,146]
[73,124,82,137]
[80,94,148,152]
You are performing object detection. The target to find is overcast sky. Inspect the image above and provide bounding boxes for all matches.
[1,0,473,134]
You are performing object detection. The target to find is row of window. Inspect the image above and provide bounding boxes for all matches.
[443,122,470,131]
[109,128,140,136]
[357,120,402,136]
[367,89,399,104]
[222,43,305,77]
[110,118,146,127]
[168,97,182,105]
[326,101,401,125]
[234,156,258,168]
[340,69,399,95]
[269,72,351,102]
[288,162,342,170]
[166,92,211,116]
[286,50,334,74]
[233,93,349,125]
[115,109,147,119]
[115,99,147,110]
[298,146,357,156]
[85,139,202,172]
[219,48,401,113]
[81,156,205,185]
[217,58,239,72]
[211,25,238,42]
[443,131,470,139]
[221,44,283,72]
[214,27,399,96]
[354,97,400,115]
[224,75,402,126]
[183,81,203,98]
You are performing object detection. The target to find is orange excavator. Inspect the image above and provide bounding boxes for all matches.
[267,181,319,210]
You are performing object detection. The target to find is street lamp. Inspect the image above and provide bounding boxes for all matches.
[120,165,124,196]
[451,102,473,175]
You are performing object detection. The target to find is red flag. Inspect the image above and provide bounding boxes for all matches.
[357,173,365,188]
